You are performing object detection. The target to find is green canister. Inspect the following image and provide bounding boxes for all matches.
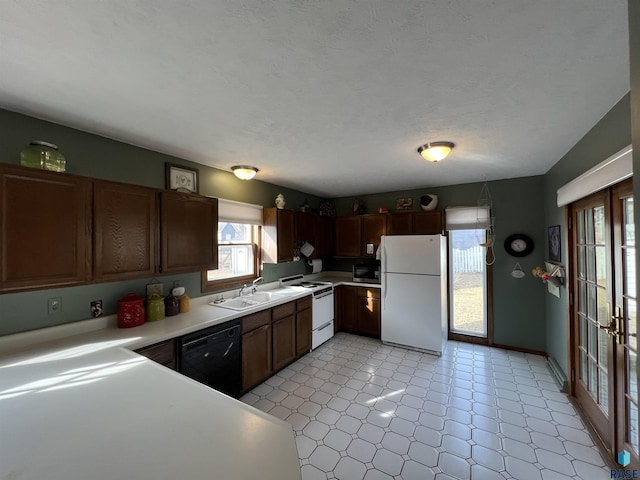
[146,294,165,322]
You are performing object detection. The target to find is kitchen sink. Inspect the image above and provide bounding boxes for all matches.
[210,291,288,311]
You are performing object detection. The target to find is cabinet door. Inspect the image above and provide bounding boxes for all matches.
[296,307,312,356]
[337,286,358,332]
[314,215,334,258]
[262,208,294,263]
[0,165,91,291]
[160,191,218,273]
[272,314,296,371]
[386,212,413,235]
[412,211,442,234]
[361,215,386,257]
[135,339,177,370]
[94,181,157,281]
[242,324,272,391]
[357,288,381,338]
[295,211,315,257]
[334,216,361,256]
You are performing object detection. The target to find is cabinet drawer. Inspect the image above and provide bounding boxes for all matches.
[242,309,271,333]
[296,295,312,311]
[272,301,295,320]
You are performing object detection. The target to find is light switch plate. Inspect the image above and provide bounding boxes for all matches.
[47,297,61,315]
[366,243,374,255]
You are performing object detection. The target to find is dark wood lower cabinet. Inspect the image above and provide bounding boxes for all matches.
[296,305,312,356]
[241,297,313,393]
[335,285,381,338]
[135,339,177,370]
[242,323,273,391]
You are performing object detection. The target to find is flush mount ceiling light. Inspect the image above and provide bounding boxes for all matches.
[417,142,455,162]
[231,165,259,180]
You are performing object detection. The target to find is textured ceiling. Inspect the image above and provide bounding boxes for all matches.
[0,1,630,198]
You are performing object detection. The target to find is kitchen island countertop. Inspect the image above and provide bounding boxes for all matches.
[0,347,301,480]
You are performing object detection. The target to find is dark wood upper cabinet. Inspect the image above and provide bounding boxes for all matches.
[262,208,295,263]
[94,180,157,281]
[386,212,413,235]
[294,212,315,245]
[361,214,386,257]
[314,215,334,258]
[334,216,361,256]
[160,190,218,274]
[0,165,91,292]
[412,211,443,234]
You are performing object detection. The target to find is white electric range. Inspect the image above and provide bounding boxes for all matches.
[279,274,334,349]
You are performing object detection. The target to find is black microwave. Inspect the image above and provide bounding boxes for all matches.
[352,263,380,284]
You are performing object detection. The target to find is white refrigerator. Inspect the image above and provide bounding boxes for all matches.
[380,235,447,355]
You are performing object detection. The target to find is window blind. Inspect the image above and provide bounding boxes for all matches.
[217,198,263,225]
[445,206,491,231]
[557,145,632,207]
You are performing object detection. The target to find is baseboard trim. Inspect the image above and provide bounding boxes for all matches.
[491,342,547,357]
[546,356,569,393]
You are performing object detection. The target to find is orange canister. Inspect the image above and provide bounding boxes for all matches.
[117,293,145,328]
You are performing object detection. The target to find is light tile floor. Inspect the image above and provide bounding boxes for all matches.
[240,333,612,480]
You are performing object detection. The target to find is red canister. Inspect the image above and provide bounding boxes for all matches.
[117,293,146,328]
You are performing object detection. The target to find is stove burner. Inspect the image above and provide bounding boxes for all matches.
[290,282,322,288]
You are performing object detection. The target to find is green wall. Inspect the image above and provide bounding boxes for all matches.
[542,94,631,377]
[0,108,323,336]
[332,176,548,352]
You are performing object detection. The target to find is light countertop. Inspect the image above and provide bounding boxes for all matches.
[0,271,379,480]
[0,347,301,480]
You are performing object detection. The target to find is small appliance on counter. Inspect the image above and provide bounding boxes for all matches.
[352,263,380,284]
[117,293,145,328]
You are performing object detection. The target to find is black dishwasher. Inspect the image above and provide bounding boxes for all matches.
[178,320,241,398]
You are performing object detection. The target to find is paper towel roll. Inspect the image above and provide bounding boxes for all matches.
[309,258,323,273]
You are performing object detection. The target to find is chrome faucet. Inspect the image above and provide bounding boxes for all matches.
[251,277,263,294]
[239,284,249,297]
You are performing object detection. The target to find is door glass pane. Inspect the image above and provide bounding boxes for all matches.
[578,247,586,279]
[624,198,635,245]
[577,211,585,243]
[628,298,637,351]
[586,210,595,243]
[598,328,609,370]
[588,321,598,360]
[580,351,588,383]
[594,206,606,244]
[579,315,587,348]
[626,249,637,300]
[599,369,609,411]
[629,400,639,453]
[597,287,608,325]
[588,284,597,321]
[629,350,638,404]
[587,246,595,282]
[578,282,586,315]
[595,246,607,288]
[589,360,598,396]
[449,229,487,336]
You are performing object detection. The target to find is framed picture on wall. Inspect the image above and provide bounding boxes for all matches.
[548,225,561,262]
[166,163,199,193]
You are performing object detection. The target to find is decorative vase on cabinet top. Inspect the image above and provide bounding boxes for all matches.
[20,141,66,172]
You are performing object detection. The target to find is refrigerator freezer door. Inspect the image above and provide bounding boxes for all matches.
[381,235,442,275]
[381,272,443,354]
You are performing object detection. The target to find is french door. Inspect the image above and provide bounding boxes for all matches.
[570,179,637,463]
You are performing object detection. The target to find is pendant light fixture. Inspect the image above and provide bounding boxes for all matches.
[417,141,455,162]
[231,165,259,180]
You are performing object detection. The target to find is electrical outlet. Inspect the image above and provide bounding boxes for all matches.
[48,297,61,315]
